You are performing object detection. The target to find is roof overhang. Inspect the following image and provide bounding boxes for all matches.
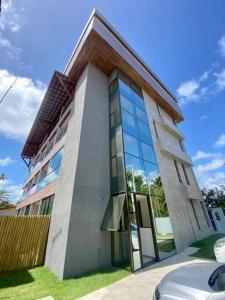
[21,71,75,158]
[64,9,184,122]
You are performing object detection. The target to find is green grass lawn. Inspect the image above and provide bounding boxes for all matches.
[190,234,225,260]
[0,266,131,300]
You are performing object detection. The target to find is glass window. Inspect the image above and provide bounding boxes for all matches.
[125,153,147,193]
[123,133,142,158]
[122,110,139,138]
[144,162,160,186]
[138,120,153,145]
[135,106,148,124]
[48,148,64,173]
[111,155,125,194]
[120,94,135,115]
[119,79,133,99]
[141,142,157,163]
[101,194,126,231]
[39,195,54,215]
[111,128,123,158]
[133,92,145,110]
[174,160,182,183]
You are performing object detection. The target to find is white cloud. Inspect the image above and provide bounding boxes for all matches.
[0,0,21,33]
[0,179,22,202]
[198,172,225,188]
[0,157,14,167]
[195,158,225,174]
[218,35,225,58]
[0,34,21,60]
[177,80,199,99]
[192,150,224,161]
[214,134,225,148]
[200,115,207,120]
[214,69,225,91]
[0,69,46,141]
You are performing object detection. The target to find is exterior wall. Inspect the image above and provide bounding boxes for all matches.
[143,90,212,252]
[45,63,111,279]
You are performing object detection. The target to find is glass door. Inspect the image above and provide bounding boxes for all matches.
[135,194,157,266]
[129,193,157,270]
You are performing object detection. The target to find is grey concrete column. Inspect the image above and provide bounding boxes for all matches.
[45,63,111,279]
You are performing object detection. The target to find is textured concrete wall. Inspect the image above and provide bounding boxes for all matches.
[45,63,111,279]
[143,91,212,252]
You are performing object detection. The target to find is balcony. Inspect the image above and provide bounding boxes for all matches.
[20,166,60,202]
[159,115,184,139]
[180,183,202,200]
[157,138,193,166]
[27,126,67,179]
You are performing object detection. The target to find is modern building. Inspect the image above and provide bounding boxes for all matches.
[16,10,212,279]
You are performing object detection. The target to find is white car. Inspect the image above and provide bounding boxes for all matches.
[153,262,225,300]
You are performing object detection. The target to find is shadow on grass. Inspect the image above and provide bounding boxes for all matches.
[0,269,34,289]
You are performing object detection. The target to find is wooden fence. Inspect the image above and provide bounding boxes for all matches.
[0,215,51,272]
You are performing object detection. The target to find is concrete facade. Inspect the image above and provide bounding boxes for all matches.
[143,91,212,252]
[45,64,111,279]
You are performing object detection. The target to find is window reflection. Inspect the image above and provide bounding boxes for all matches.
[123,133,142,158]
[138,120,153,145]
[122,110,139,137]
[141,142,157,164]
[120,95,135,115]
[135,106,148,124]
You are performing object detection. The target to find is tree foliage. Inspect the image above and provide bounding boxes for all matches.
[0,190,11,208]
[201,186,225,209]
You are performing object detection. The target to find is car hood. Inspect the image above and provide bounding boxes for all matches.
[158,262,222,300]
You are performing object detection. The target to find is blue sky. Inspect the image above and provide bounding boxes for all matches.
[0,0,225,201]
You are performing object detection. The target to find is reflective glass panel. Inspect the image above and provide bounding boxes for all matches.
[141,142,157,164]
[133,91,145,110]
[144,161,160,186]
[135,106,148,124]
[120,94,135,115]
[101,194,126,231]
[138,120,153,145]
[125,154,148,193]
[122,110,139,137]
[48,148,64,173]
[119,79,133,99]
[123,133,142,158]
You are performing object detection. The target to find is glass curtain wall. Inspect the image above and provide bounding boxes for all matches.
[106,73,175,271]
[118,76,176,260]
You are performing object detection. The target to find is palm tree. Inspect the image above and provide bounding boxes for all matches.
[0,190,11,208]
[149,176,169,217]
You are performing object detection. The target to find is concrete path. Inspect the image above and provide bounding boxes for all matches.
[78,247,212,300]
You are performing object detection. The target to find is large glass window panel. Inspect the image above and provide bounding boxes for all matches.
[119,79,133,100]
[48,148,64,173]
[141,142,157,164]
[133,91,145,110]
[138,120,153,145]
[121,110,139,138]
[144,161,160,186]
[111,155,125,194]
[123,133,142,158]
[111,128,123,158]
[101,194,126,231]
[110,97,120,114]
[120,94,135,115]
[125,154,148,193]
[135,106,148,124]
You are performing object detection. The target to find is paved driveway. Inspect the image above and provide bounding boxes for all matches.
[78,247,212,300]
